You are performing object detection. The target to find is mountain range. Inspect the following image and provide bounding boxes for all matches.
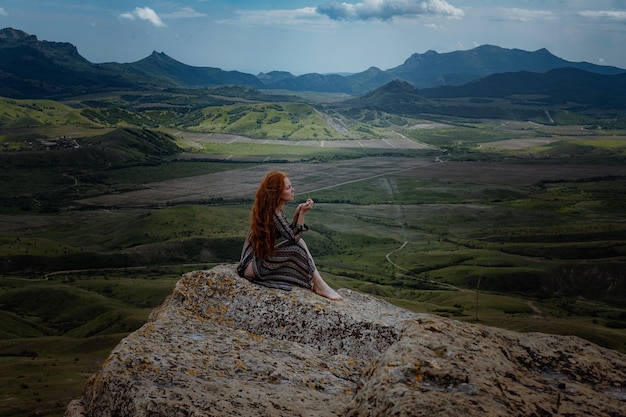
[264,45,625,95]
[2,27,625,100]
[0,28,264,98]
[339,67,626,116]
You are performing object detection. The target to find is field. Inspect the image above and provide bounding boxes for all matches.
[1,93,626,417]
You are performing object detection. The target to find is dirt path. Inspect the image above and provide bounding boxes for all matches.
[385,241,409,271]
[300,158,444,195]
[176,132,434,150]
[312,108,351,135]
[528,300,545,319]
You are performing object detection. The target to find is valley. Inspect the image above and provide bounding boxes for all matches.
[1,89,626,416]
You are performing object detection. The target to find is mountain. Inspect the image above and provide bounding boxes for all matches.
[0,28,263,98]
[264,66,397,95]
[2,27,625,99]
[0,28,138,97]
[263,45,625,95]
[265,72,352,93]
[386,45,625,89]
[344,66,398,94]
[256,70,295,84]
[333,67,626,119]
[102,51,264,89]
[419,67,626,108]
[336,79,430,114]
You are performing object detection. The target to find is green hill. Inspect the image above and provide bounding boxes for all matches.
[183,102,354,140]
[0,97,98,130]
[1,128,180,169]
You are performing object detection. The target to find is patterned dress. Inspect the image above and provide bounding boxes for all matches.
[237,210,315,291]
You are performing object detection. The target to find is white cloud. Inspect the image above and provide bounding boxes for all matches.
[579,10,626,20]
[496,8,555,22]
[0,7,8,16]
[120,7,166,27]
[221,7,327,27]
[163,7,207,19]
[316,0,464,22]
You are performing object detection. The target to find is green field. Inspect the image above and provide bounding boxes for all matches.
[1,93,626,417]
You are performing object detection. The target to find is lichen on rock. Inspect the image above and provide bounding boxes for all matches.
[66,264,626,417]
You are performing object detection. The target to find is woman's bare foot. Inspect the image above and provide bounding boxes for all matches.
[311,271,343,300]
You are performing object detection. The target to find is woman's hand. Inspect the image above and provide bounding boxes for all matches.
[298,198,314,212]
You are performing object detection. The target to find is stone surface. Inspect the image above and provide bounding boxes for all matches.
[66,264,626,417]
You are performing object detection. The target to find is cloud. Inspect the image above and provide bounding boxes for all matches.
[579,10,626,20]
[119,7,166,27]
[220,7,326,28]
[496,8,555,22]
[0,7,8,16]
[163,7,207,19]
[316,0,464,22]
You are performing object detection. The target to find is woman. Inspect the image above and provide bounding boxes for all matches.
[237,170,343,300]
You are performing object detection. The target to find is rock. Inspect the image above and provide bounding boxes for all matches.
[66,265,626,417]
[346,319,626,416]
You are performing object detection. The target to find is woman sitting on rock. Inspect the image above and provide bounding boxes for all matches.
[237,170,343,300]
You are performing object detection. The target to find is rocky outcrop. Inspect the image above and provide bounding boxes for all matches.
[66,264,626,417]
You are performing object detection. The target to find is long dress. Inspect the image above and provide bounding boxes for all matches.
[237,210,315,291]
[237,210,316,291]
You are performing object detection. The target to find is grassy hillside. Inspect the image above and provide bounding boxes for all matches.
[0,97,98,132]
[0,127,183,212]
[184,103,349,140]
[1,93,399,145]
[1,92,626,417]
[0,269,183,417]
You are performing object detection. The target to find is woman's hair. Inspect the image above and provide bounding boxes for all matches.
[249,170,287,260]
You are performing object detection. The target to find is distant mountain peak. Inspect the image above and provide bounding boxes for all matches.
[382,79,415,92]
[533,47,554,56]
[0,27,85,63]
[146,50,174,61]
[363,66,383,74]
[0,27,35,40]
[149,51,175,61]
[472,44,503,51]
[132,50,189,69]
[257,70,295,85]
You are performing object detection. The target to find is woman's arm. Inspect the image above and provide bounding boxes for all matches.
[292,198,314,227]
[275,211,306,243]
[277,199,314,243]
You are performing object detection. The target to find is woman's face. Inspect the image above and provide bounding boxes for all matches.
[280,177,295,203]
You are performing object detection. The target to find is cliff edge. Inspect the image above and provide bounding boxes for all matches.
[66,264,625,416]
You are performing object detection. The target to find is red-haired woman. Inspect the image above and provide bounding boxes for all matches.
[237,170,343,300]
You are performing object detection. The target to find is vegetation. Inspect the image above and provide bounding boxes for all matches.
[1,90,626,417]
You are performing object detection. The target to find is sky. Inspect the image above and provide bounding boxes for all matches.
[1,0,625,75]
